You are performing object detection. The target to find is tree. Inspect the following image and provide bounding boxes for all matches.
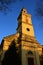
[0,0,22,12]
[36,0,43,17]
[1,40,21,65]
[1,41,17,65]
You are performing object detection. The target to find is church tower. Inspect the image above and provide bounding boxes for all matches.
[17,8,41,65]
[17,8,34,36]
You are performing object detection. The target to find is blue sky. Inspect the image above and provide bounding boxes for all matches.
[0,0,43,45]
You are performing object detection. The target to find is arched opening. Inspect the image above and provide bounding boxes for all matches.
[28,51,33,55]
[27,51,34,65]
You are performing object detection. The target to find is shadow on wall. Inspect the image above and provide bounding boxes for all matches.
[1,41,21,65]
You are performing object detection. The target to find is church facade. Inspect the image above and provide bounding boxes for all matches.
[0,8,43,65]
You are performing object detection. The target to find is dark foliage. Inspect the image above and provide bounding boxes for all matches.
[0,0,14,11]
[40,55,43,65]
[36,0,43,16]
[0,0,22,12]
[1,41,21,65]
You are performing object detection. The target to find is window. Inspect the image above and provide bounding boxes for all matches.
[27,51,34,65]
[28,51,33,55]
[28,57,34,65]
[26,28,30,31]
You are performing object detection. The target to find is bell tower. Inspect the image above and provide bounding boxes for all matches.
[17,8,34,37]
[17,8,40,65]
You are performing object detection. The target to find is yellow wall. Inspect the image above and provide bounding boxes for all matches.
[22,22,34,36]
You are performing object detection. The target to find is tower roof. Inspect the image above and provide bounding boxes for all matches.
[17,8,27,20]
[21,8,27,13]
